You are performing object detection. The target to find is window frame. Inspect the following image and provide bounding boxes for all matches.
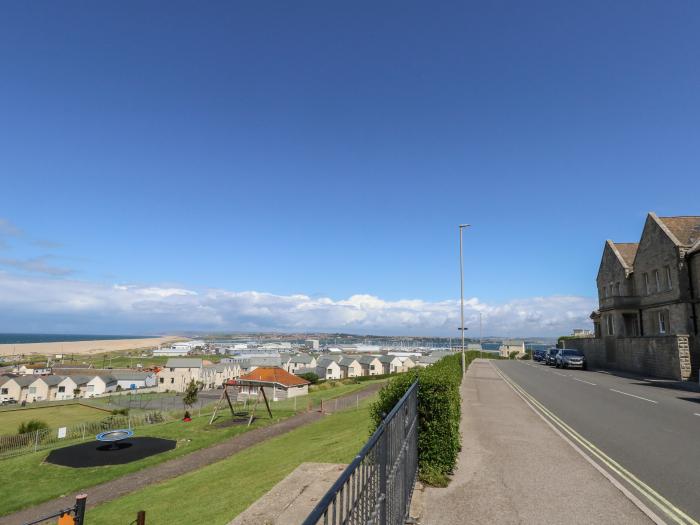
[654,270,661,293]
[658,311,667,334]
[665,266,672,291]
[644,273,650,295]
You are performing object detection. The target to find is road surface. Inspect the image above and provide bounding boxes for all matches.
[494,359,700,525]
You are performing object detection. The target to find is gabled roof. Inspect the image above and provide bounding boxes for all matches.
[657,216,700,246]
[289,354,314,364]
[233,367,310,388]
[357,355,381,365]
[110,371,155,381]
[612,242,638,268]
[338,357,360,366]
[165,358,203,369]
[42,376,64,386]
[71,376,93,386]
[378,355,400,364]
[317,357,340,367]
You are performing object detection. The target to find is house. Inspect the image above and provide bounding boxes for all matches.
[378,355,403,374]
[499,340,525,358]
[222,354,282,374]
[110,371,157,391]
[357,356,383,376]
[201,363,238,389]
[415,355,442,368]
[399,356,416,372]
[0,376,36,402]
[231,367,310,401]
[53,376,79,400]
[338,357,362,378]
[13,363,52,376]
[285,354,317,374]
[316,357,343,380]
[567,212,700,380]
[157,358,203,392]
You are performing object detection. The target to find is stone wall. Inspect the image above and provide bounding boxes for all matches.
[565,335,691,380]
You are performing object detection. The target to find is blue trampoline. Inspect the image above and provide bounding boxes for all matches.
[96,429,134,449]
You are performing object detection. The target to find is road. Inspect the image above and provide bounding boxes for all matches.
[494,360,700,525]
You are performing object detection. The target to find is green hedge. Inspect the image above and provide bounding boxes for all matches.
[369,352,476,486]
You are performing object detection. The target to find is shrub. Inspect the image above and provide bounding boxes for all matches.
[370,352,473,486]
[298,372,319,384]
[111,408,129,416]
[18,419,49,435]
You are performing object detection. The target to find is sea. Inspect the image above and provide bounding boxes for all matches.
[0,333,150,344]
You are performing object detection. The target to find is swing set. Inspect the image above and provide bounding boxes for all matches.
[208,379,273,427]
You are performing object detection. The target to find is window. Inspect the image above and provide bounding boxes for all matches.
[654,270,661,293]
[327,368,333,375]
[665,266,672,290]
[1,388,7,395]
[606,315,614,336]
[603,287,608,299]
[658,311,667,334]
[29,387,36,394]
[615,282,620,296]
[87,385,94,393]
[58,386,65,393]
[170,378,175,384]
[644,273,650,295]
[609,284,613,297]
[159,377,164,384]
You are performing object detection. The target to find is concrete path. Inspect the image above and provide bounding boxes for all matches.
[419,360,651,525]
[0,383,382,525]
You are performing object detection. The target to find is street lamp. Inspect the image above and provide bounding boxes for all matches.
[459,224,471,375]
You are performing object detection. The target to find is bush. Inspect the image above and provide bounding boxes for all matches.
[17,419,49,435]
[370,352,469,486]
[298,372,320,384]
[111,408,129,416]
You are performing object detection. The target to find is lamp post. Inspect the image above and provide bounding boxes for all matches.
[459,224,470,375]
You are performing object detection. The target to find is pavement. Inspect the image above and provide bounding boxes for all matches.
[419,359,652,525]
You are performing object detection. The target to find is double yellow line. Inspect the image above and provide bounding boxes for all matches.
[493,363,698,525]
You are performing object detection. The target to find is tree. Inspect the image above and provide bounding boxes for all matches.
[298,372,319,384]
[183,379,199,416]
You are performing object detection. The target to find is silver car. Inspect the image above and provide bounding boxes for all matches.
[555,349,586,369]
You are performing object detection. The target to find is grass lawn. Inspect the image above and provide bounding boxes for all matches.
[0,404,111,435]
[0,380,382,517]
[86,400,375,524]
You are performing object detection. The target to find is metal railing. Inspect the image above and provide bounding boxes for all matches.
[302,380,418,525]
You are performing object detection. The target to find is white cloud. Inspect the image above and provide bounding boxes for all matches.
[0,271,596,336]
[0,256,74,276]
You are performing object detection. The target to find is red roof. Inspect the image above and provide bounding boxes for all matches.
[229,367,310,388]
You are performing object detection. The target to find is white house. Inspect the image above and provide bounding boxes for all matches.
[285,354,317,374]
[338,357,362,378]
[399,356,417,372]
[13,364,52,376]
[316,357,343,380]
[201,363,238,389]
[157,358,203,392]
[357,356,383,376]
[110,371,157,391]
[499,340,526,358]
[378,355,403,374]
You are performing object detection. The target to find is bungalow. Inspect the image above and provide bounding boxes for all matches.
[14,363,52,376]
[232,367,310,401]
[378,355,403,374]
[1,376,36,402]
[157,358,203,393]
[85,375,118,397]
[399,356,417,372]
[338,357,362,378]
[316,357,343,380]
[53,376,79,400]
[357,356,383,376]
[110,371,157,391]
[285,354,317,374]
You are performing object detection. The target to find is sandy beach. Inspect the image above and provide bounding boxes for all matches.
[0,336,182,357]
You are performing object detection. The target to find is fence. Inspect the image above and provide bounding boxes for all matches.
[23,494,86,525]
[320,394,360,414]
[302,380,418,525]
[0,411,170,459]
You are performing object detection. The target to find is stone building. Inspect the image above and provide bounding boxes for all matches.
[569,212,700,380]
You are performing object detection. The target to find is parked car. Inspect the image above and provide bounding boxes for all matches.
[0,397,17,405]
[544,348,559,365]
[533,349,546,362]
[555,349,587,369]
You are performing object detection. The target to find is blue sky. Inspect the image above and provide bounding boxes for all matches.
[0,1,699,335]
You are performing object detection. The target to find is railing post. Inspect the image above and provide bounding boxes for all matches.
[34,430,39,452]
[136,509,146,525]
[74,494,87,525]
[378,413,388,525]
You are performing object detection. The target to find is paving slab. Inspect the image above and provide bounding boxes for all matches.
[420,359,652,525]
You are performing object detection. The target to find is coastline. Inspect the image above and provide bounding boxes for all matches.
[0,336,183,357]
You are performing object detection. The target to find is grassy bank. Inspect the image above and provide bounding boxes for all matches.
[0,380,381,517]
[86,400,375,524]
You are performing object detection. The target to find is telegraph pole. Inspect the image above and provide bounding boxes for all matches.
[459,224,470,375]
